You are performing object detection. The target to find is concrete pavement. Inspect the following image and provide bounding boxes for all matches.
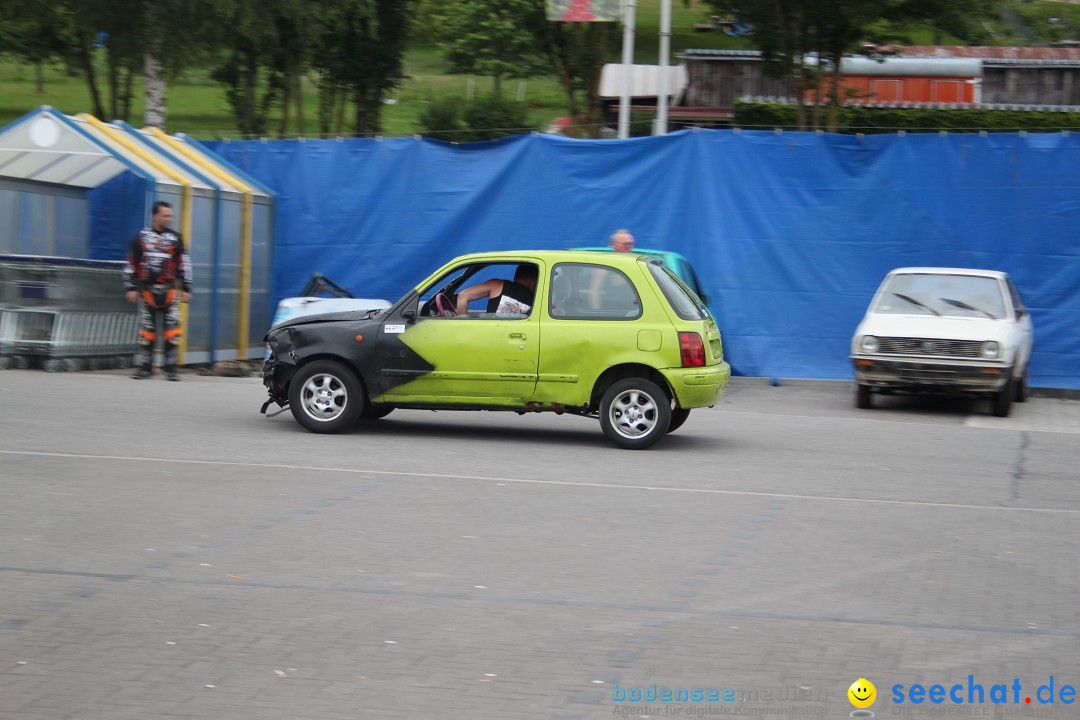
[1,371,1078,719]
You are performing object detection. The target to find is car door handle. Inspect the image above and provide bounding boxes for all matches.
[509,332,526,340]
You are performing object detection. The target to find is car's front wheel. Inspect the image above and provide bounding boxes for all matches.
[855,384,873,409]
[1014,369,1028,403]
[599,378,672,450]
[289,360,363,433]
[992,378,1013,418]
[359,405,394,421]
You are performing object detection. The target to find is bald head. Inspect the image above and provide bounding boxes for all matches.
[610,229,634,252]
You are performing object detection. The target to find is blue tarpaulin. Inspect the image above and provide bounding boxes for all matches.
[205,130,1080,388]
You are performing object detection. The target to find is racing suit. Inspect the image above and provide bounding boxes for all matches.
[123,226,193,375]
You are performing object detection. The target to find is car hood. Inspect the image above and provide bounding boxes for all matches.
[272,308,387,330]
[856,313,1010,342]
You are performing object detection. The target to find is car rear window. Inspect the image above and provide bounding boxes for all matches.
[648,261,707,321]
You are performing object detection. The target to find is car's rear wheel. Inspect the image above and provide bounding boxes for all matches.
[855,384,873,409]
[992,378,1013,418]
[289,360,363,433]
[599,378,672,450]
[667,407,691,434]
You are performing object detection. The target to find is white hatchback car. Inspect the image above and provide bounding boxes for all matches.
[851,268,1033,417]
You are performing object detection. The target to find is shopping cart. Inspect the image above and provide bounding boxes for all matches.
[0,256,138,371]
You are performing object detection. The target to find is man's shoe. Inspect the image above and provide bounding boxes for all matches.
[166,369,180,381]
[132,368,151,379]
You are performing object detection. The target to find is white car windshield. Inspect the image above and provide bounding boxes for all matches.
[873,274,1007,319]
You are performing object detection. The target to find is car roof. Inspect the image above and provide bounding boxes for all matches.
[887,267,1008,279]
[453,250,660,268]
[570,246,690,262]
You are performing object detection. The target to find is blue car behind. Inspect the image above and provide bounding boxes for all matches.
[570,247,709,305]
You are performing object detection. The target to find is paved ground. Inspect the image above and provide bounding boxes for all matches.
[1,370,1078,720]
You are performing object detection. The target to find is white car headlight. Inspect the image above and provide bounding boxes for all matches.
[981,341,1000,359]
[860,335,879,353]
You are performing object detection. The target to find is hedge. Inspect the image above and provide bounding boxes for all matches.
[732,100,1080,134]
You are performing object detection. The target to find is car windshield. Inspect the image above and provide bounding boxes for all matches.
[873,274,1007,319]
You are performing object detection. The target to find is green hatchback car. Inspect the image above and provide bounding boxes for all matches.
[262,250,731,449]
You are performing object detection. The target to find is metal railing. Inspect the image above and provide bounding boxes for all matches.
[0,255,138,372]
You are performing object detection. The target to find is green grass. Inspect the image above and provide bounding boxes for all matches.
[1014,0,1080,42]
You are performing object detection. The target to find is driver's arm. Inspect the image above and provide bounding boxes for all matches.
[455,280,504,315]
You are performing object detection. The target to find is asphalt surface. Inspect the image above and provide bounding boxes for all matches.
[1,370,1079,719]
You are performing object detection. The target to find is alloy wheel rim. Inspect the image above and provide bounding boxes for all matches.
[608,388,659,439]
[301,373,348,421]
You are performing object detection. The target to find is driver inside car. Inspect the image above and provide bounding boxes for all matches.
[454,264,538,317]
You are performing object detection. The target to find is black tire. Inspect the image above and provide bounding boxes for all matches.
[667,407,691,434]
[358,405,395,421]
[992,378,1013,418]
[288,359,363,433]
[1014,370,1028,403]
[855,384,873,409]
[599,378,672,450]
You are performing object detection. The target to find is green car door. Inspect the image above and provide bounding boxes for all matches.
[379,259,542,404]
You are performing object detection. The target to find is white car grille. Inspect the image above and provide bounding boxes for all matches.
[877,337,983,358]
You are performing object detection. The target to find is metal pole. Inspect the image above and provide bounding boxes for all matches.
[618,0,636,139]
[656,0,671,135]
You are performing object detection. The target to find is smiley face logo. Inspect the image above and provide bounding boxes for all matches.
[848,678,876,709]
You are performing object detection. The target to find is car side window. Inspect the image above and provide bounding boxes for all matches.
[417,265,472,318]
[1006,278,1026,319]
[418,262,538,319]
[549,263,641,320]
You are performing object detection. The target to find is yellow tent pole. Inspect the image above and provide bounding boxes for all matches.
[78,114,193,365]
[147,128,254,360]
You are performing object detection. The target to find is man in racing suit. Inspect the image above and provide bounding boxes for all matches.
[124,201,193,380]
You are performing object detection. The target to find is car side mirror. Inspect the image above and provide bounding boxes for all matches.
[1016,308,1025,320]
[402,308,416,322]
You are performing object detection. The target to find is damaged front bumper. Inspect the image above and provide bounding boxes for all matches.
[261,335,298,413]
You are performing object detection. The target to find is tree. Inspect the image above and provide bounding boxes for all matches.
[142,0,222,128]
[525,6,616,138]
[311,0,410,136]
[427,0,549,98]
[0,0,72,94]
[209,0,281,136]
[886,0,1002,46]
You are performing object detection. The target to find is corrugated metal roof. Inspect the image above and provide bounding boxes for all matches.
[682,46,1080,69]
[68,114,213,191]
[742,95,1080,112]
[599,64,689,99]
[678,49,763,58]
[0,107,146,188]
[983,58,1080,67]
[899,46,1080,61]
[124,125,243,195]
[0,106,275,195]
